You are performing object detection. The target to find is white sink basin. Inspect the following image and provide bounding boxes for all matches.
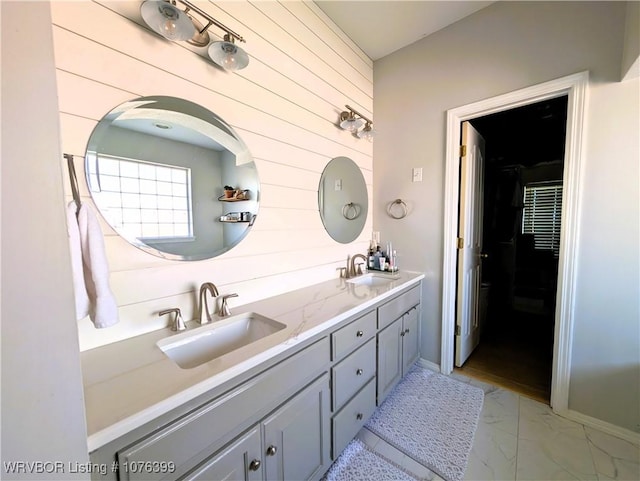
[157,312,286,369]
[347,273,399,287]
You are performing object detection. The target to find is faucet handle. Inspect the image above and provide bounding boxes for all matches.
[336,267,347,278]
[220,293,239,317]
[355,261,365,275]
[159,308,186,331]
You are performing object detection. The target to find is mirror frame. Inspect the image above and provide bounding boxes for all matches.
[85,95,259,261]
[318,156,368,244]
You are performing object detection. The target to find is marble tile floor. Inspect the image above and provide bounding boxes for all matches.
[356,374,639,481]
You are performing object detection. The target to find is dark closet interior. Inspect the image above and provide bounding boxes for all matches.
[457,96,568,402]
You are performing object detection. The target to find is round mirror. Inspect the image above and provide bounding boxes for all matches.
[318,156,368,243]
[85,96,259,261]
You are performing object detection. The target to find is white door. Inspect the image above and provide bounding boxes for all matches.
[455,121,486,367]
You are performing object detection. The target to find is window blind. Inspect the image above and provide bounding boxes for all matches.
[522,181,563,256]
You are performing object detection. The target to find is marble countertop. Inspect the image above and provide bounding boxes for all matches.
[81,271,424,452]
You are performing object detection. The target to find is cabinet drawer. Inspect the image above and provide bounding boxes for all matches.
[331,338,375,410]
[331,378,376,459]
[377,285,420,329]
[117,337,329,481]
[331,310,376,361]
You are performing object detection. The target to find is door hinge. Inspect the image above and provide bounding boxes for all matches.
[455,325,461,336]
[459,145,467,157]
[457,237,464,249]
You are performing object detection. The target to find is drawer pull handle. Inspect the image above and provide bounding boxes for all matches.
[249,460,261,471]
[356,330,364,337]
[356,413,363,420]
[266,445,278,456]
[356,368,363,376]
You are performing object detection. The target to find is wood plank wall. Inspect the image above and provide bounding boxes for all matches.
[51,0,373,350]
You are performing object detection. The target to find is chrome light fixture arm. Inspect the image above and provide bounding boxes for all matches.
[177,0,245,44]
[340,105,372,126]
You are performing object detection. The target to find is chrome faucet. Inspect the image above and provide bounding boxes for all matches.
[220,293,238,317]
[199,282,219,324]
[349,254,368,278]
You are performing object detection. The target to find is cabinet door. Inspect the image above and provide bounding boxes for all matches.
[262,374,330,481]
[376,318,402,404]
[402,307,420,376]
[182,426,262,481]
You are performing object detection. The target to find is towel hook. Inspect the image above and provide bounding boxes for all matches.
[387,199,408,219]
[64,153,82,215]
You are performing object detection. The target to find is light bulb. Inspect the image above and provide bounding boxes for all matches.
[340,116,364,132]
[160,18,180,39]
[357,123,375,142]
[221,45,240,71]
[208,38,249,71]
[140,1,195,42]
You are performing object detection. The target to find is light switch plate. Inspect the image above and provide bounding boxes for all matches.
[412,167,423,182]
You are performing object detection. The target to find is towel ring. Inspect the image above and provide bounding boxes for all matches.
[387,199,408,219]
[342,202,361,220]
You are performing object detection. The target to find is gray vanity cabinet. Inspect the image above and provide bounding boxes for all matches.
[329,310,377,458]
[182,426,262,481]
[262,374,330,481]
[376,318,403,403]
[376,286,421,404]
[185,374,330,481]
[401,307,420,375]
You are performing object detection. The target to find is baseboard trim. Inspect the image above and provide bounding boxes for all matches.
[558,408,640,446]
[417,357,440,373]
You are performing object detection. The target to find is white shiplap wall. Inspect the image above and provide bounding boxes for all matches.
[51,0,373,351]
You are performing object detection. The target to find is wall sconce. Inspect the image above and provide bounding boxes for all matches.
[339,105,375,141]
[140,0,249,71]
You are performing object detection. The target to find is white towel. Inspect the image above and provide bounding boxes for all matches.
[76,203,119,328]
[67,202,90,320]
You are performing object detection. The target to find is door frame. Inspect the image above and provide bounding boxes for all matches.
[441,71,589,412]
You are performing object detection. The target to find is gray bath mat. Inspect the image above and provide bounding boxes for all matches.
[365,366,484,481]
[323,438,421,481]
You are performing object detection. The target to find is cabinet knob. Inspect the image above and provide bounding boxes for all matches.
[400,330,405,337]
[249,460,261,471]
[405,328,410,334]
[356,368,363,376]
[356,330,364,337]
[356,413,363,420]
[266,445,278,456]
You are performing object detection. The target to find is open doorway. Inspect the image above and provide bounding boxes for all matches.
[441,71,589,413]
[454,96,568,402]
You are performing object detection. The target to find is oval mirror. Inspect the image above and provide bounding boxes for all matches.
[85,96,259,261]
[318,156,368,243]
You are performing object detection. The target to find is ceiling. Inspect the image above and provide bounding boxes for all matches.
[314,1,495,60]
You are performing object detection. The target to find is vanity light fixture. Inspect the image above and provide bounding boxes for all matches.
[140,0,249,71]
[339,105,375,141]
